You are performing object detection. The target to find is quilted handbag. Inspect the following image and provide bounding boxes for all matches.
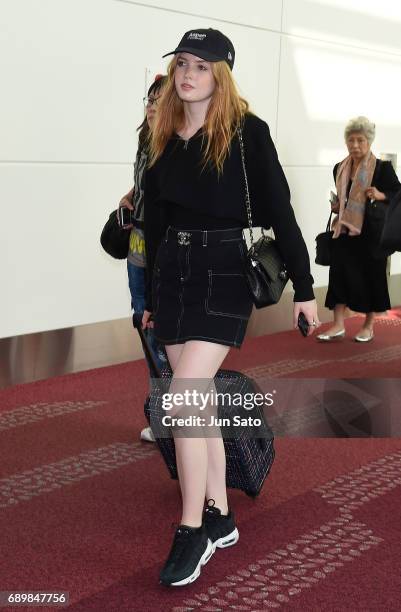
[245,233,289,307]
[237,127,289,309]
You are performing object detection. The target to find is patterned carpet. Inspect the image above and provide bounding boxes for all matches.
[1,311,401,611]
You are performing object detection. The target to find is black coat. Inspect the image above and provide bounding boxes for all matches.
[333,159,401,258]
[333,159,401,203]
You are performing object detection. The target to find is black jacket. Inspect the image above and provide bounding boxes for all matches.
[333,159,401,257]
[144,113,314,310]
[333,159,401,241]
[333,159,400,201]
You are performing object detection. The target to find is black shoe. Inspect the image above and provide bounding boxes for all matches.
[203,499,239,553]
[159,524,213,586]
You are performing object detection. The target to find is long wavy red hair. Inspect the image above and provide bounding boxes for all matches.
[148,56,249,173]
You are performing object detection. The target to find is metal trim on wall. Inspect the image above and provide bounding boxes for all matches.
[1,277,401,389]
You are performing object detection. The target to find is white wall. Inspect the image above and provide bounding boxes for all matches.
[280,0,401,290]
[1,0,400,337]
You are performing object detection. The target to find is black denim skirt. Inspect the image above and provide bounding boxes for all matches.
[152,227,253,348]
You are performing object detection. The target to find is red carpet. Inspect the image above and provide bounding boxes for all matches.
[230,308,401,379]
[1,311,401,611]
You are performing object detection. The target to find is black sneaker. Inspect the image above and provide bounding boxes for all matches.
[203,499,239,553]
[159,524,213,586]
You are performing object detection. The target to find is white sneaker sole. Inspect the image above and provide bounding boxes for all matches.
[140,427,156,443]
[211,527,239,553]
[169,538,213,587]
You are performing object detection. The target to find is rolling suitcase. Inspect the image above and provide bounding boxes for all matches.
[133,313,275,497]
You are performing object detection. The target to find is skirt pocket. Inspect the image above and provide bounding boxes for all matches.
[205,270,250,320]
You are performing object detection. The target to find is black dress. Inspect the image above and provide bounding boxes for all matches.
[325,160,401,313]
[144,113,315,348]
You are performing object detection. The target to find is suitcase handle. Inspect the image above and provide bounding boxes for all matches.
[132,313,161,378]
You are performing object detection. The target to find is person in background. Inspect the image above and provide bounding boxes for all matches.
[318,116,401,343]
[118,75,168,442]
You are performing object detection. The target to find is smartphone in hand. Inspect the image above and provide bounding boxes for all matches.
[298,312,309,337]
[118,206,133,228]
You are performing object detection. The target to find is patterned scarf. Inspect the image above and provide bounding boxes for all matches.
[333,151,376,238]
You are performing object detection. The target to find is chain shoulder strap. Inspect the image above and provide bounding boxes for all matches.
[237,126,255,248]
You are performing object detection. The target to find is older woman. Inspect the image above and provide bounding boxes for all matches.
[318,116,401,342]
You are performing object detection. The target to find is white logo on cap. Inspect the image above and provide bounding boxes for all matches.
[228,51,232,60]
[188,32,206,40]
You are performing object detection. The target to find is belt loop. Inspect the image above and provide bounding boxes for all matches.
[203,230,207,247]
[165,226,170,242]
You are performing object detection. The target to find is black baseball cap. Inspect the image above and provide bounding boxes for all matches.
[163,28,235,70]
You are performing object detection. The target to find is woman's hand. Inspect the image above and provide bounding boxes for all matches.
[142,310,154,330]
[119,187,134,209]
[365,187,386,202]
[293,300,321,337]
[116,188,135,228]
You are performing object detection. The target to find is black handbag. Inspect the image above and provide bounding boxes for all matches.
[365,199,388,250]
[364,160,391,257]
[380,189,401,252]
[366,197,393,259]
[100,209,131,259]
[315,212,333,266]
[364,160,396,258]
[366,199,387,227]
[237,128,289,309]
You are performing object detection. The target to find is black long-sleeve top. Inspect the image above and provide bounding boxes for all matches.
[144,113,315,310]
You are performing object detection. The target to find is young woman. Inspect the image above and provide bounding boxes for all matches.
[118,76,168,442]
[142,28,320,586]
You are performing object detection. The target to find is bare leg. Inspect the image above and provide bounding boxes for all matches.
[165,343,185,371]
[355,312,375,339]
[365,312,375,330]
[165,341,230,527]
[204,436,228,515]
[325,304,346,335]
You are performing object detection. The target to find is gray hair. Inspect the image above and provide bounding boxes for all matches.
[344,116,375,144]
